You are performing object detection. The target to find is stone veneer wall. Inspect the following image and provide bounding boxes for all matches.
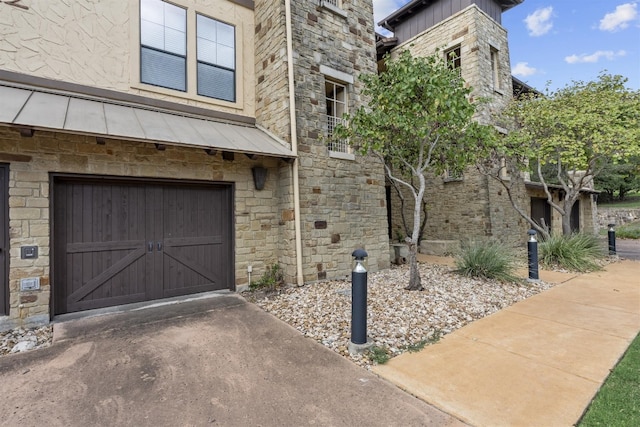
[387,5,530,247]
[290,0,390,280]
[527,187,597,236]
[0,127,283,329]
[253,0,297,282]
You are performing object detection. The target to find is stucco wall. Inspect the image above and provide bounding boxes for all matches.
[0,0,256,117]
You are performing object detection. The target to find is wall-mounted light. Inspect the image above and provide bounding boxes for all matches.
[19,128,34,137]
[252,166,268,191]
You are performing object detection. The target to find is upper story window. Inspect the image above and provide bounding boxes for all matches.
[196,14,236,102]
[445,45,461,75]
[139,0,237,104]
[326,80,348,153]
[140,0,187,92]
[320,0,347,18]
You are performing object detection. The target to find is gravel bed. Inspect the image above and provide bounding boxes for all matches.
[1,325,53,357]
[245,262,556,369]
[1,262,556,363]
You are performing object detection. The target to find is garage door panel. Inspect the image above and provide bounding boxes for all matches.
[67,247,147,304]
[54,178,233,315]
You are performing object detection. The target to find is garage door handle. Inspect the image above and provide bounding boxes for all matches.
[148,242,153,252]
[157,242,163,251]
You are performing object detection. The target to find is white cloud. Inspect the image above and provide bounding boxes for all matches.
[512,62,538,77]
[524,6,554,36]
[599,2,638,32]
[564,50,627,64]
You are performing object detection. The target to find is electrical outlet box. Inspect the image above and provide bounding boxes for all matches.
[20,277,40,291]
[247,265,253,273]
[21,246,38,259]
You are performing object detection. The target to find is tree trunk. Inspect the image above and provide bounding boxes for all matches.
[404,241,423,291]
[561,201,573,236]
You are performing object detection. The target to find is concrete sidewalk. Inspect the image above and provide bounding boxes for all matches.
[375,258,640,427]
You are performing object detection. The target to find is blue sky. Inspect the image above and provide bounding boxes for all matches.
[373,1,640,92]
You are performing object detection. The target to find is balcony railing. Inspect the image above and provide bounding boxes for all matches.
[322,0,339,7]
[327,115,348,153]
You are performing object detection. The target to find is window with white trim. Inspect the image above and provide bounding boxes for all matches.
[196,14,236,102]
[140,0,187,91]
[444,45,461,75]
[326,80,348,153]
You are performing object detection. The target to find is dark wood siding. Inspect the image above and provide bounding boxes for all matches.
[530,197,551,233]
[570,200,580,232]
[53,177,233,315]
[0,164,7,315]
[392,0,503,45]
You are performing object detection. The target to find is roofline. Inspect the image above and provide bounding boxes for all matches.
[512,75,542,96]
[379,0,523,31]
[525,181,600,195]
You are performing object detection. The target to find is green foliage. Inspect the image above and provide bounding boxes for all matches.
[367,345,391,364]
[334,49,494,178]
[454,240,519,283]
[578,332,640,427]
[403,331,442,353]
[599,192,640,209]
[594,157,640,201]
[249,263,284,292]
[333,49,496,290]
[490,73,640,236]
[616,221,640,239]
[539,233,604,272]
[499,74,640,174]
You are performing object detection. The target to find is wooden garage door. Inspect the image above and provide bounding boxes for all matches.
[53,177,233,315]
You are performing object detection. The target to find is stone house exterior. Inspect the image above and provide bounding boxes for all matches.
[0,0,388,329]
[376,0,597,252]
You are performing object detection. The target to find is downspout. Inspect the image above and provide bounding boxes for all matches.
[285,0,304,286]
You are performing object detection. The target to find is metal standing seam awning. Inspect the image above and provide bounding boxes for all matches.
[0,82,295,160]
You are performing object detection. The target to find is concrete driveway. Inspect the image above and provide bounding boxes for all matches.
[616,238,640,260]
[0,294,463,427]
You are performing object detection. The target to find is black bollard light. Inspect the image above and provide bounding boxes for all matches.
[608,223,617,255]
[351,249,368,345]
[527,229,539,282]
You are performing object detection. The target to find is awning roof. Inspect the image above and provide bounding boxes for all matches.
[0,81,295,160]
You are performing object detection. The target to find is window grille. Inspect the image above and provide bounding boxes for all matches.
[327,116,348,153]
[326,80,349,153]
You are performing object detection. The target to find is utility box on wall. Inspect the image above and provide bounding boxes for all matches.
[20,277,40,291]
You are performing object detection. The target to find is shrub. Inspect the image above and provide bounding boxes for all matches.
[249,263,284,292]
[455,240,519,282]
[616,221,640,240]
[539,233,604,272]
[367,345,391,364]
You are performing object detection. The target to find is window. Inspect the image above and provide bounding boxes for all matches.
[140,0,187,91]
[445,45,461,73]
[444,168,463,182]
[325,80,348,153]
[139,1,237,103]
[490,47,501,91]
[196,14,236,102]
